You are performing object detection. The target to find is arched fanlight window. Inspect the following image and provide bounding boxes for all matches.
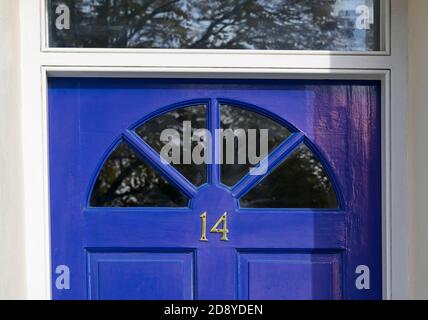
[89,101,340,209]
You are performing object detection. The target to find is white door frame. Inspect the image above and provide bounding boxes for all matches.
[19,0,408,299]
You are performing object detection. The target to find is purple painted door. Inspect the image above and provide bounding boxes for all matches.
[49,78,382,300]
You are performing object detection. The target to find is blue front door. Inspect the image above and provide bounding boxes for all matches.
[49,78,382,300]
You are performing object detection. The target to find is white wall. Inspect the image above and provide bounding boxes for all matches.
[0,0,26,299]
[409,0,428,300]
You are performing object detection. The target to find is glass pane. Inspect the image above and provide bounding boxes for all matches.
[90,141,189,207]
[48,0,381,51]
[240,144,339,208]
[135,105,207,186]
[220,104,292,187]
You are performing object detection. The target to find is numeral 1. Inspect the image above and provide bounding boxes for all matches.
[200,212,208,242]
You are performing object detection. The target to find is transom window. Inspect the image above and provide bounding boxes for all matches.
[47,0,384,51]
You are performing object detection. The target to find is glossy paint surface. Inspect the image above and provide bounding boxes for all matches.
[49,78,382,300]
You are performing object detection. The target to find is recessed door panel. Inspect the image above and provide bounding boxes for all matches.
[88,251,194,300]
[237,252,342,300]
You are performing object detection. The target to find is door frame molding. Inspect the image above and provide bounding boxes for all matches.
[19,0,408,299]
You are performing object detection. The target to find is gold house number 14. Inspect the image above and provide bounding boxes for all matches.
[200,212,229,242]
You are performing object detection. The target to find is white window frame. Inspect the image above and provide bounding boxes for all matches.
[19,0,408,299]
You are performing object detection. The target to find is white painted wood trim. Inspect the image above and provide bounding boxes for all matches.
[19,0,408,299]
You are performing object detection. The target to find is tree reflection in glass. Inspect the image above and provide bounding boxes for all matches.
[220,104,292,187]
[240,144,339,208]
[49,0,380,51]
[135,104,207,186]
[90,141,189,207]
